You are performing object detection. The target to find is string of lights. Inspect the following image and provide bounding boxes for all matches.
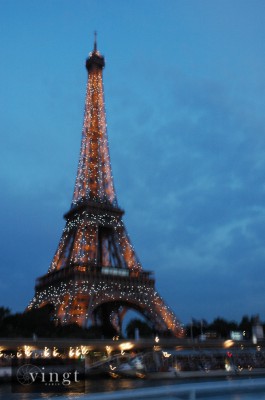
[29,278,182,334]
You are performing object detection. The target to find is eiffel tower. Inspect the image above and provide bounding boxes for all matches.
[28,36,183,337]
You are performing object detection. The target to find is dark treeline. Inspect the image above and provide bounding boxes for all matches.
[0,306,262,339]
[0,305,102,339]
[185,316,262,340]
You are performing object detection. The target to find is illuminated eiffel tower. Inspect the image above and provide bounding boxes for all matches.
[28,35,183,337]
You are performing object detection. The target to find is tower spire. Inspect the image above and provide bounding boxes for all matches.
[73,36,112,207]
[93,31,97,52]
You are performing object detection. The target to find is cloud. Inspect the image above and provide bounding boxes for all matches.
[107,65,265,321]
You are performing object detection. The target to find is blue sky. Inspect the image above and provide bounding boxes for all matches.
[1,0,265,325]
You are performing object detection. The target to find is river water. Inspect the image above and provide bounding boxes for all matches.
[2,376,265,400]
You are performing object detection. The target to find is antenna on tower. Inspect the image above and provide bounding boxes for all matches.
[94,31,97,52]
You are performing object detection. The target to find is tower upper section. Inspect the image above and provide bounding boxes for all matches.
[71,37,118,209]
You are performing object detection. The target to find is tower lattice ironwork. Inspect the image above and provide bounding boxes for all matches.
[28,37,183,337]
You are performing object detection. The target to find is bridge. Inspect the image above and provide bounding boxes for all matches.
[0,337,262,353]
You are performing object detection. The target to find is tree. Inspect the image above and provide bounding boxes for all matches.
[0,307,11,321]
[0,304,56,337]
[239,315,252,339]
[207,317,238,338]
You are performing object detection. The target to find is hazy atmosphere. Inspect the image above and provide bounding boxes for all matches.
[1,0,265,324]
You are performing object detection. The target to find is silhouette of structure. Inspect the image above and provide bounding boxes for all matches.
[28,36,183,337]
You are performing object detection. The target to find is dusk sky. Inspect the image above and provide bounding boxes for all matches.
[1,0,265,325]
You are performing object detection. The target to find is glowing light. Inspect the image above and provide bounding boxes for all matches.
[17,350,23,358]
[24,346,32,357]
[81,346,90,355]
[69,347,75,358]
[43,347,50,358]
[223,340,234,348]
[119,342,134,351]
[53,347,60,357]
